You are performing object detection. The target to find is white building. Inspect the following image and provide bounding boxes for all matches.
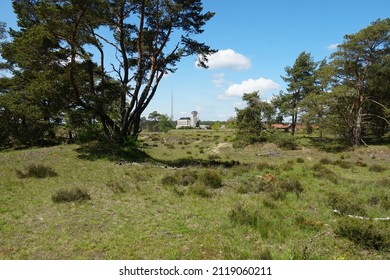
[176,111,199,129]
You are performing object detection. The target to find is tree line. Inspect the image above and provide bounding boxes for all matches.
[0,0,214,147]
[236,18,390,146]
[0,1,389,148]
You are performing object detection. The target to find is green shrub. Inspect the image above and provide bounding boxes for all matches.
[236,176,274,194]
[336,219,390,251]
[105,180,126,193]
[369,164,386,172]
[319,158,332,164]
[52,188,91,203]
[332,160,353,169]
[327,192,366,216]
[16,163,58,179]
[256,162,276,171]
[201,169,223,189]
[274,133,298,150]
[312,163,339,184]
[278,178,303,198]
[180,175,196,186]
[161,174,179,186]
[189,184,213,198]
[229,202,272,237]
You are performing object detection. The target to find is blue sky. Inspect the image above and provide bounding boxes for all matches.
[2,0,390,121]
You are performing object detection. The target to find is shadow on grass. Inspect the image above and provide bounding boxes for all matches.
[75,140,150,162]
[307,137,351,153]
[155,158,240,168]
[76,140,240,168]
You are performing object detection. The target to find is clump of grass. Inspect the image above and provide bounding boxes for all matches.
[312,163,339,184]
[296,158,305,163]
[164,143,175,149]
[229,202,272,238]
[16,163,58,179]
[332,160,353,169]
[161,174,178,186]
[319,157,332,164]
[105,180,126,193]
[256,162,276,171]
[295,215,324,231]
[181,175,196,186]
[335,219,390,251]
[189,184,213,198]
[278,178,303,198]
[327,192,366,216]
[355,161,367,167]
[369,164,386,173]
[52,188,91,203]
[236,175,274,194]
[201,169,223,189]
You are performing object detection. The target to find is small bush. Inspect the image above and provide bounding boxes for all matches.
[274,134,298,150]
[189,184,213,198]
[52,188,91,203]
[181,175,196,186]
[16,163,58,179]
[278,178,303,198]
[336,219,390,251]
[369,164,386,173]
[312,163,339,184]
[201,169,223,189]
[332,160,353,169]
[327,192,366,216]
[161,174,179,186]
[256,162,276,171]
[355,161,367,167]
[319,158,332,165]
[105,180,126,193]
[229,202,272,237]
[295,216,324,231]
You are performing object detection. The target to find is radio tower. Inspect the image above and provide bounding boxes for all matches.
[170,90,174,120]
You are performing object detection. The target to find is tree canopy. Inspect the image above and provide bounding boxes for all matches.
[0,0,214,146]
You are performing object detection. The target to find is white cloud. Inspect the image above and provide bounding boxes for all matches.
[220,77,280,99]
[212,73,226,88]
[197,49,251,71]
[327,43,339,50]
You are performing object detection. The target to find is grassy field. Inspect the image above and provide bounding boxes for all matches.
[0,129,389,259]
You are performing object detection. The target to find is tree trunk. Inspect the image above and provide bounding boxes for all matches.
[352,105,363,146]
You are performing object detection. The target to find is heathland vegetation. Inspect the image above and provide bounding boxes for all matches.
[0,2,389,260]
[0,129,389,259]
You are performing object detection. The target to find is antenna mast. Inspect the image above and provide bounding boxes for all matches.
[170,90,174,120]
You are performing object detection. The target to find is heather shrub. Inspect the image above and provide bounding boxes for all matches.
[327,192,366,216]
[201,169,223,189]
[52,188,91,203]
[336,219,390,251]
[16,163,57,179]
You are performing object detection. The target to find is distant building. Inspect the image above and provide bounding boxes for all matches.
[176,111,199,129]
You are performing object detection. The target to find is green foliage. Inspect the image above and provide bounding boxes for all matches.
[336,219,390,251]
[235,91,275,145]
[200,169,223,189]
[2,0,215,146]
[369,164,387,173]
[330,18,390,145]
[272,133,298,150]
[52,188,91,203]
[327,192,366,216]
[16,164,57,179]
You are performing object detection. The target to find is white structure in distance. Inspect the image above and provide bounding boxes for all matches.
[176,111,199,129]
